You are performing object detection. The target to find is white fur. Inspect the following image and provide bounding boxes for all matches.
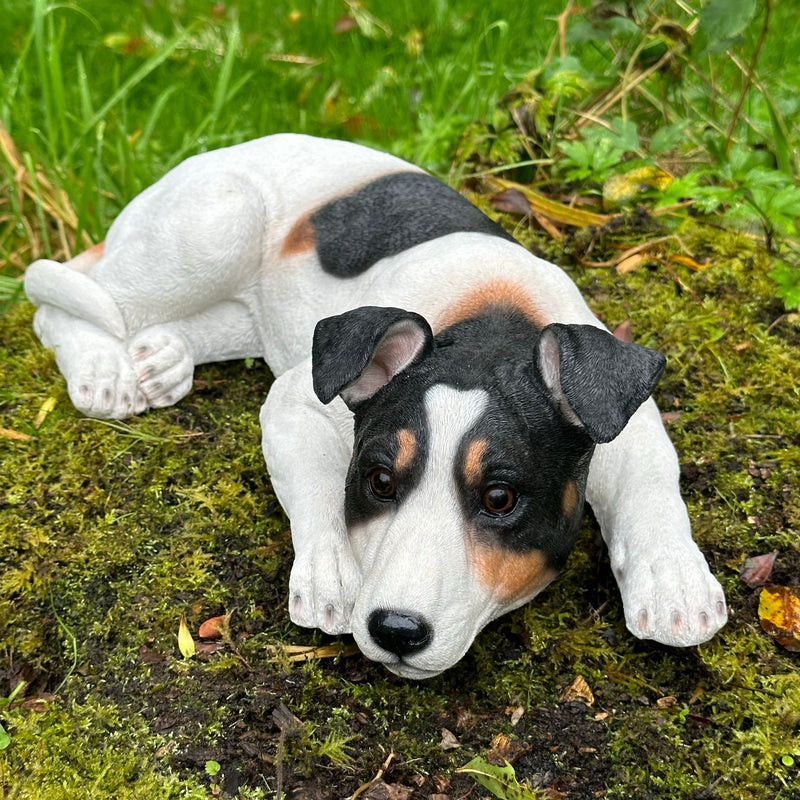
[24,134,727,676]
[349,386,495,679]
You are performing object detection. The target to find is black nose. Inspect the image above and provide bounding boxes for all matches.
[367,609,432,656]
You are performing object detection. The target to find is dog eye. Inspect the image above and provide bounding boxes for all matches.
[368,467,396,500]
[481,483,517,516]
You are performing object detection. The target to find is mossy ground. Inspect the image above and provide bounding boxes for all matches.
[1,208,798,798]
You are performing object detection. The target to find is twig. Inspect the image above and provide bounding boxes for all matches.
[345,751,395,800]
[725,0,771,154]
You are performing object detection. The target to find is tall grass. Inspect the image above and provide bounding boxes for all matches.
[0,0,797,302]
[0,0,564,264]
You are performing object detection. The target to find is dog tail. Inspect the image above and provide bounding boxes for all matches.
[24,258,128,340]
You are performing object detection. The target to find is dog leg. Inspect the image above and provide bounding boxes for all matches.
[34,297,261,418]
[259,360,361,634]
[587,399,728,646]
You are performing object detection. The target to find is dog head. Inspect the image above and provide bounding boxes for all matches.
[312,305,665,678]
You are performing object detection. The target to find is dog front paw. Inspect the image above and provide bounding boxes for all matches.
[617,549,728,647]
[288,537,361,635]
[128,326,194,409]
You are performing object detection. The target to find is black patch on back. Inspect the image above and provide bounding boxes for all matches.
[310,172,517,277]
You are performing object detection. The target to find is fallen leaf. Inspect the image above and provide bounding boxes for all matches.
[741,551,778,587]
[488,177,610,228]
[669,253,710,271]
[603,167,673,209]
[0,426,32,441]
[758,586,800,652]
[20,693,54,712]
[34,396,56,428]
[198,614,228,639]
[138,644,165,664]
[272,702,303,736]
[195,641,225,655]
[491,187,532,216]
[486,732,531,766]
[440,728,461,750]
[558,675,595,705]
[267,641,360,661]
[655,696,678,708]
[364,780,412,800]
[616,253,645,274]
[177,613,196,658]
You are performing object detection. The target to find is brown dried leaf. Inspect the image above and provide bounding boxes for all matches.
[485,732,531,766]
[138,644,165,664]
[558,674,595,705]
[656,696,678,708]
[491,187,532,216]
[198,614,228,639]
[615,252,645,274]
[741,551,778,587]
[439,728,461,750]
[364,781,413,800]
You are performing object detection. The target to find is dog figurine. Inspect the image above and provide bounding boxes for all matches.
[24,134,727,679]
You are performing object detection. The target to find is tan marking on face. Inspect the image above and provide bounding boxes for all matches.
[394,428,417,472]
[463,438,488,486]
[280,216,316,257]
[435,279,546,331]
[469,544,556,605]
[562,480,578,517]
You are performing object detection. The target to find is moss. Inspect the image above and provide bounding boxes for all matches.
[1,208,799,798]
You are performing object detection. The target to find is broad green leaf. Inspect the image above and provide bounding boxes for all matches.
[694,0,758,55]
[457,756,542,800]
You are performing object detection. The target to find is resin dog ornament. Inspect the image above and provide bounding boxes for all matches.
[25,135,727,678]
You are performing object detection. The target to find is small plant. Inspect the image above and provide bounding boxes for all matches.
[769,261,800,311]
[457,756,545,800]
[0,681,26,750]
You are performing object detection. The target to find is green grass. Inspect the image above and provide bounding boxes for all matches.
[0,0,565,250]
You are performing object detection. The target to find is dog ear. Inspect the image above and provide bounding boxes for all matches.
[312,306,434,409]
[536,323,666,443]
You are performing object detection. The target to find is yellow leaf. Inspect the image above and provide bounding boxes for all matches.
[758,586,800,652]
[178,613,196,658]
[34,396,56,429]
[488,177,610,228]
[603,167,673,210]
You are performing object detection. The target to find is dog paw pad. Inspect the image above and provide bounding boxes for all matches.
[127,326,194,409]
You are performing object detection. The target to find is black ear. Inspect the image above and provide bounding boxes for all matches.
[312,306,434,409]
[536,323,666,443]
